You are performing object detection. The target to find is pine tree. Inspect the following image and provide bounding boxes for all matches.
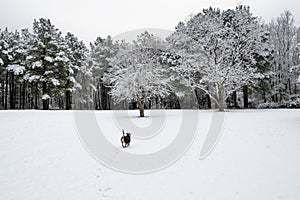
[90,36,117,110]
[0,29,26,109]
[63,32,88,109]
[25,18,67,110]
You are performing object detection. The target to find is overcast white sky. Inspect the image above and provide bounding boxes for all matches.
[0,0,299,44]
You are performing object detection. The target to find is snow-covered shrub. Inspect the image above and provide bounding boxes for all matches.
[257,99,300,108]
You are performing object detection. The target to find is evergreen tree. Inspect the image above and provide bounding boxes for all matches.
[90,36,117,110]
[63,32,88,109]
[25,18,67,110]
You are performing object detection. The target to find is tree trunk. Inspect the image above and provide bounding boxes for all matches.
[232,91,238,108]
[137,94,146,117]
[97,83,101,110]
[19,82,22,109]
[94,93,98,110]
[217,84,226,112]
[194,89,202,109]
[65,90,72,110]
[288,78,291,95]
[4,72,8,109]
[42,82,49,110]
[207,94,211,109]
[59,97,64,109]
[1,80,4,108]
[243,85,249,108]
[9,73,16,109]
[218,100,225,111]
[100,82,110,110]
[263,91,266,103]
[22,81,26,109]
[34,83,38,109]
[138,101,145,117]
[42,99,49,110]
[65,80,72,110]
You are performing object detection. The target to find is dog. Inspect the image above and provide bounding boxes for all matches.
[121,129,131,148]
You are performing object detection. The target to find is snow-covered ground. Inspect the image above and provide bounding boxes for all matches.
[0,109,300,200]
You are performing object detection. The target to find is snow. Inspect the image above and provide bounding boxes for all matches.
[44,56,54,63]
[107,32,170,103]
[69,76,76,83]
[42,94,50,100]
[6,64,26,75]
[26,55,33,60]
[25,74,41,82]
[0,109,300,200]
[167,7,270,110]
[50,78,60,86]
[0,58,4,66]
[32,61,42,69]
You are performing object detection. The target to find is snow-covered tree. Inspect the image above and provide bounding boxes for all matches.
[290,43,300,84]
[73,60,93,109]
[0,28,27,109]
[268,11,300,102]
[89,36,117,110]
[106,31,172,117]
[24,18,69,110]
[62,32,88,109]
[168,6,271,111]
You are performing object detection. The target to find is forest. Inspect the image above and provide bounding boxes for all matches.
[0,5,299,113]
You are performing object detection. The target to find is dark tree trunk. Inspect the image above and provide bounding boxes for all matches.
[59,97,64,109]
[233,91,238,108]
[4,71,8,109]
[100,82,110,110]
[42,82,49,110]
[65,90,72,110]
[207,94,211,109]
[263,91,266,103]
[19,82,22,109]
[9,73,16,109]
[65,79,72,110]
[34,83,38,109]
[42,99,49,110]
[288,78,291,95]
[94,93,99,110]
[243,85,249,108]
[97,83,101,110]
[107,88,111,110]
[22,81,26,109]
[1,80,4,109]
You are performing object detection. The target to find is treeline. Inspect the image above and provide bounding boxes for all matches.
[0,6,299,110]
[0,19,112,110]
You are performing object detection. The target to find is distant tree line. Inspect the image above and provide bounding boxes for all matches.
[0,6,299,113]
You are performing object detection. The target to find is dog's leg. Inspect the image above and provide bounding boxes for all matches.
[121,137,126,148]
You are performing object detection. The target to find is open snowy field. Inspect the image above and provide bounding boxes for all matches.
[1,109,300,200]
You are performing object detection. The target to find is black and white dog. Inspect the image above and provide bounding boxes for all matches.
[121,129,131,148]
